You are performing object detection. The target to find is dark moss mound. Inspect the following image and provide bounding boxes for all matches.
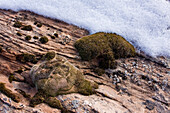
[25,35,32,41]
[13,21,22,28]
[0,83,20,103]
[16,32,22,36]
[8,74,16,83]
[34,21,42,28]
[34,21,38,25]
[43,51,55,60]
[74,32,135,69]
[33,36,39,39]
[21,25,33,31]
[37,23,42,28]
[16,53,37,64]
[39,36,48,44]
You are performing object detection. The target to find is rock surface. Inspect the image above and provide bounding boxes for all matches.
[30,54,97,96]
[0,9,169,113]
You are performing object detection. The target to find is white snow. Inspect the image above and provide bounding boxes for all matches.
[0,0,170,57]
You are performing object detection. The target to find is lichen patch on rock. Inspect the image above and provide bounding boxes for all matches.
[30,54,98,97]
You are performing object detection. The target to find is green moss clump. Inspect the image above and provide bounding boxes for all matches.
[94,68,105,76]
[16,53,37,64]
[21,25,33,31]
[45,97,63,109]
[30,91,65,111]
[77,80,94,95]
[8,74,16,83]
[16,32,22,36]
[13,21,22,28]
[0,83,20,103]
[98,51,115,69]
[25,35,32,41]
[77,80,98,96]
[74,73,97,95]
[39,36,49,44]
[74,32,136,69]
[37,23,42,28]
[43,51,55,60]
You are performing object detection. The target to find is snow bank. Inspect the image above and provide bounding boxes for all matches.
[0,0,170,57]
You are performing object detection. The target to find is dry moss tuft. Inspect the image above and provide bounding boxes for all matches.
[21,25,33,31]
[43,51,56,60]
[39,36,49,44]
[37,23,42,28]
[13,21,22,28]
[25,35,32,41]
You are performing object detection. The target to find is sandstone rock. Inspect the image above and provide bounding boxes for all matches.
[0,9,170,113]
[21,71,34,85]
[13,73,25,82]
[30,54,98,96]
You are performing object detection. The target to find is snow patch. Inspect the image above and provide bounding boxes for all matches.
[0,0,170,57]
